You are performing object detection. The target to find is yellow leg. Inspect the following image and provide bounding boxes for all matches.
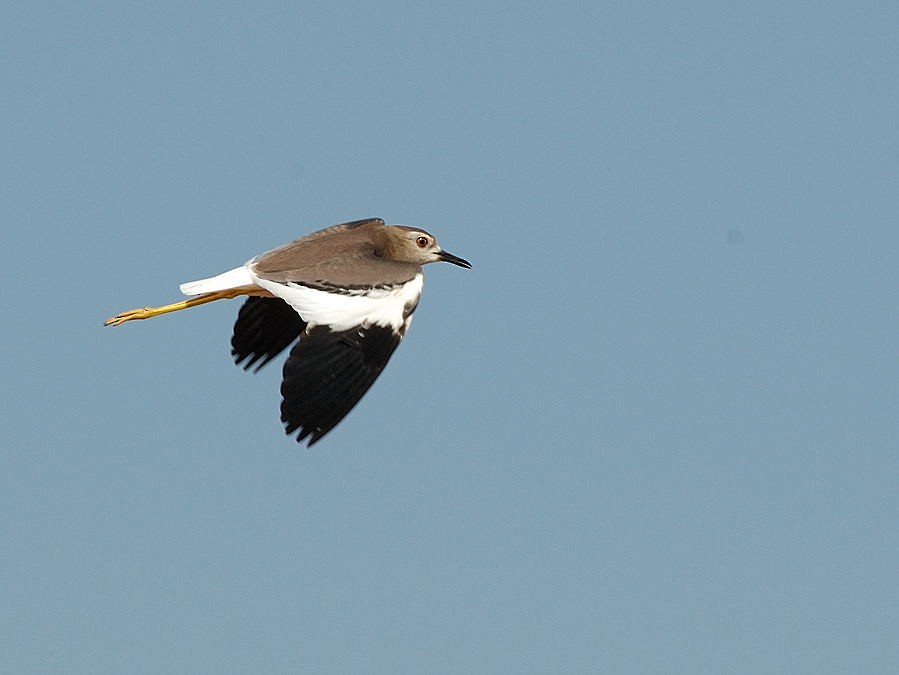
[104,289,247,326]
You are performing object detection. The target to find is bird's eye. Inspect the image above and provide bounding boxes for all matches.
[416,236,429,248]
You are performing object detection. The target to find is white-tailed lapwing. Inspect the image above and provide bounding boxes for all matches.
[105,218,471,445]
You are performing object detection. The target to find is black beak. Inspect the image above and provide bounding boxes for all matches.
[438,249,472,269]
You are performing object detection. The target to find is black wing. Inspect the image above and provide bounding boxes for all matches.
[231,297,306,372]
[280,324,402,446]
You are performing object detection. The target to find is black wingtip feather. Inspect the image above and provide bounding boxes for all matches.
[231,297,306,373]
[280,324,402,446]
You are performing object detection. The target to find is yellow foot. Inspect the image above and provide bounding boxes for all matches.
[104,289,250,327]
[104,308,156,326]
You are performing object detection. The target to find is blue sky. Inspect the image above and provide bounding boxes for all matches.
[2,2,898,672]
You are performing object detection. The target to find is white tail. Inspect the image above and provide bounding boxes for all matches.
[179,266,256,296]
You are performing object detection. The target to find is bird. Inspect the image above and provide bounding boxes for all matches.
[105,218,471,446]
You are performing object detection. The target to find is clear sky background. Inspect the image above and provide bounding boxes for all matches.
[2,2,897,673]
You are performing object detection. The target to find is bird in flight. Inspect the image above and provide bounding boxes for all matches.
[105,218,471,445]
